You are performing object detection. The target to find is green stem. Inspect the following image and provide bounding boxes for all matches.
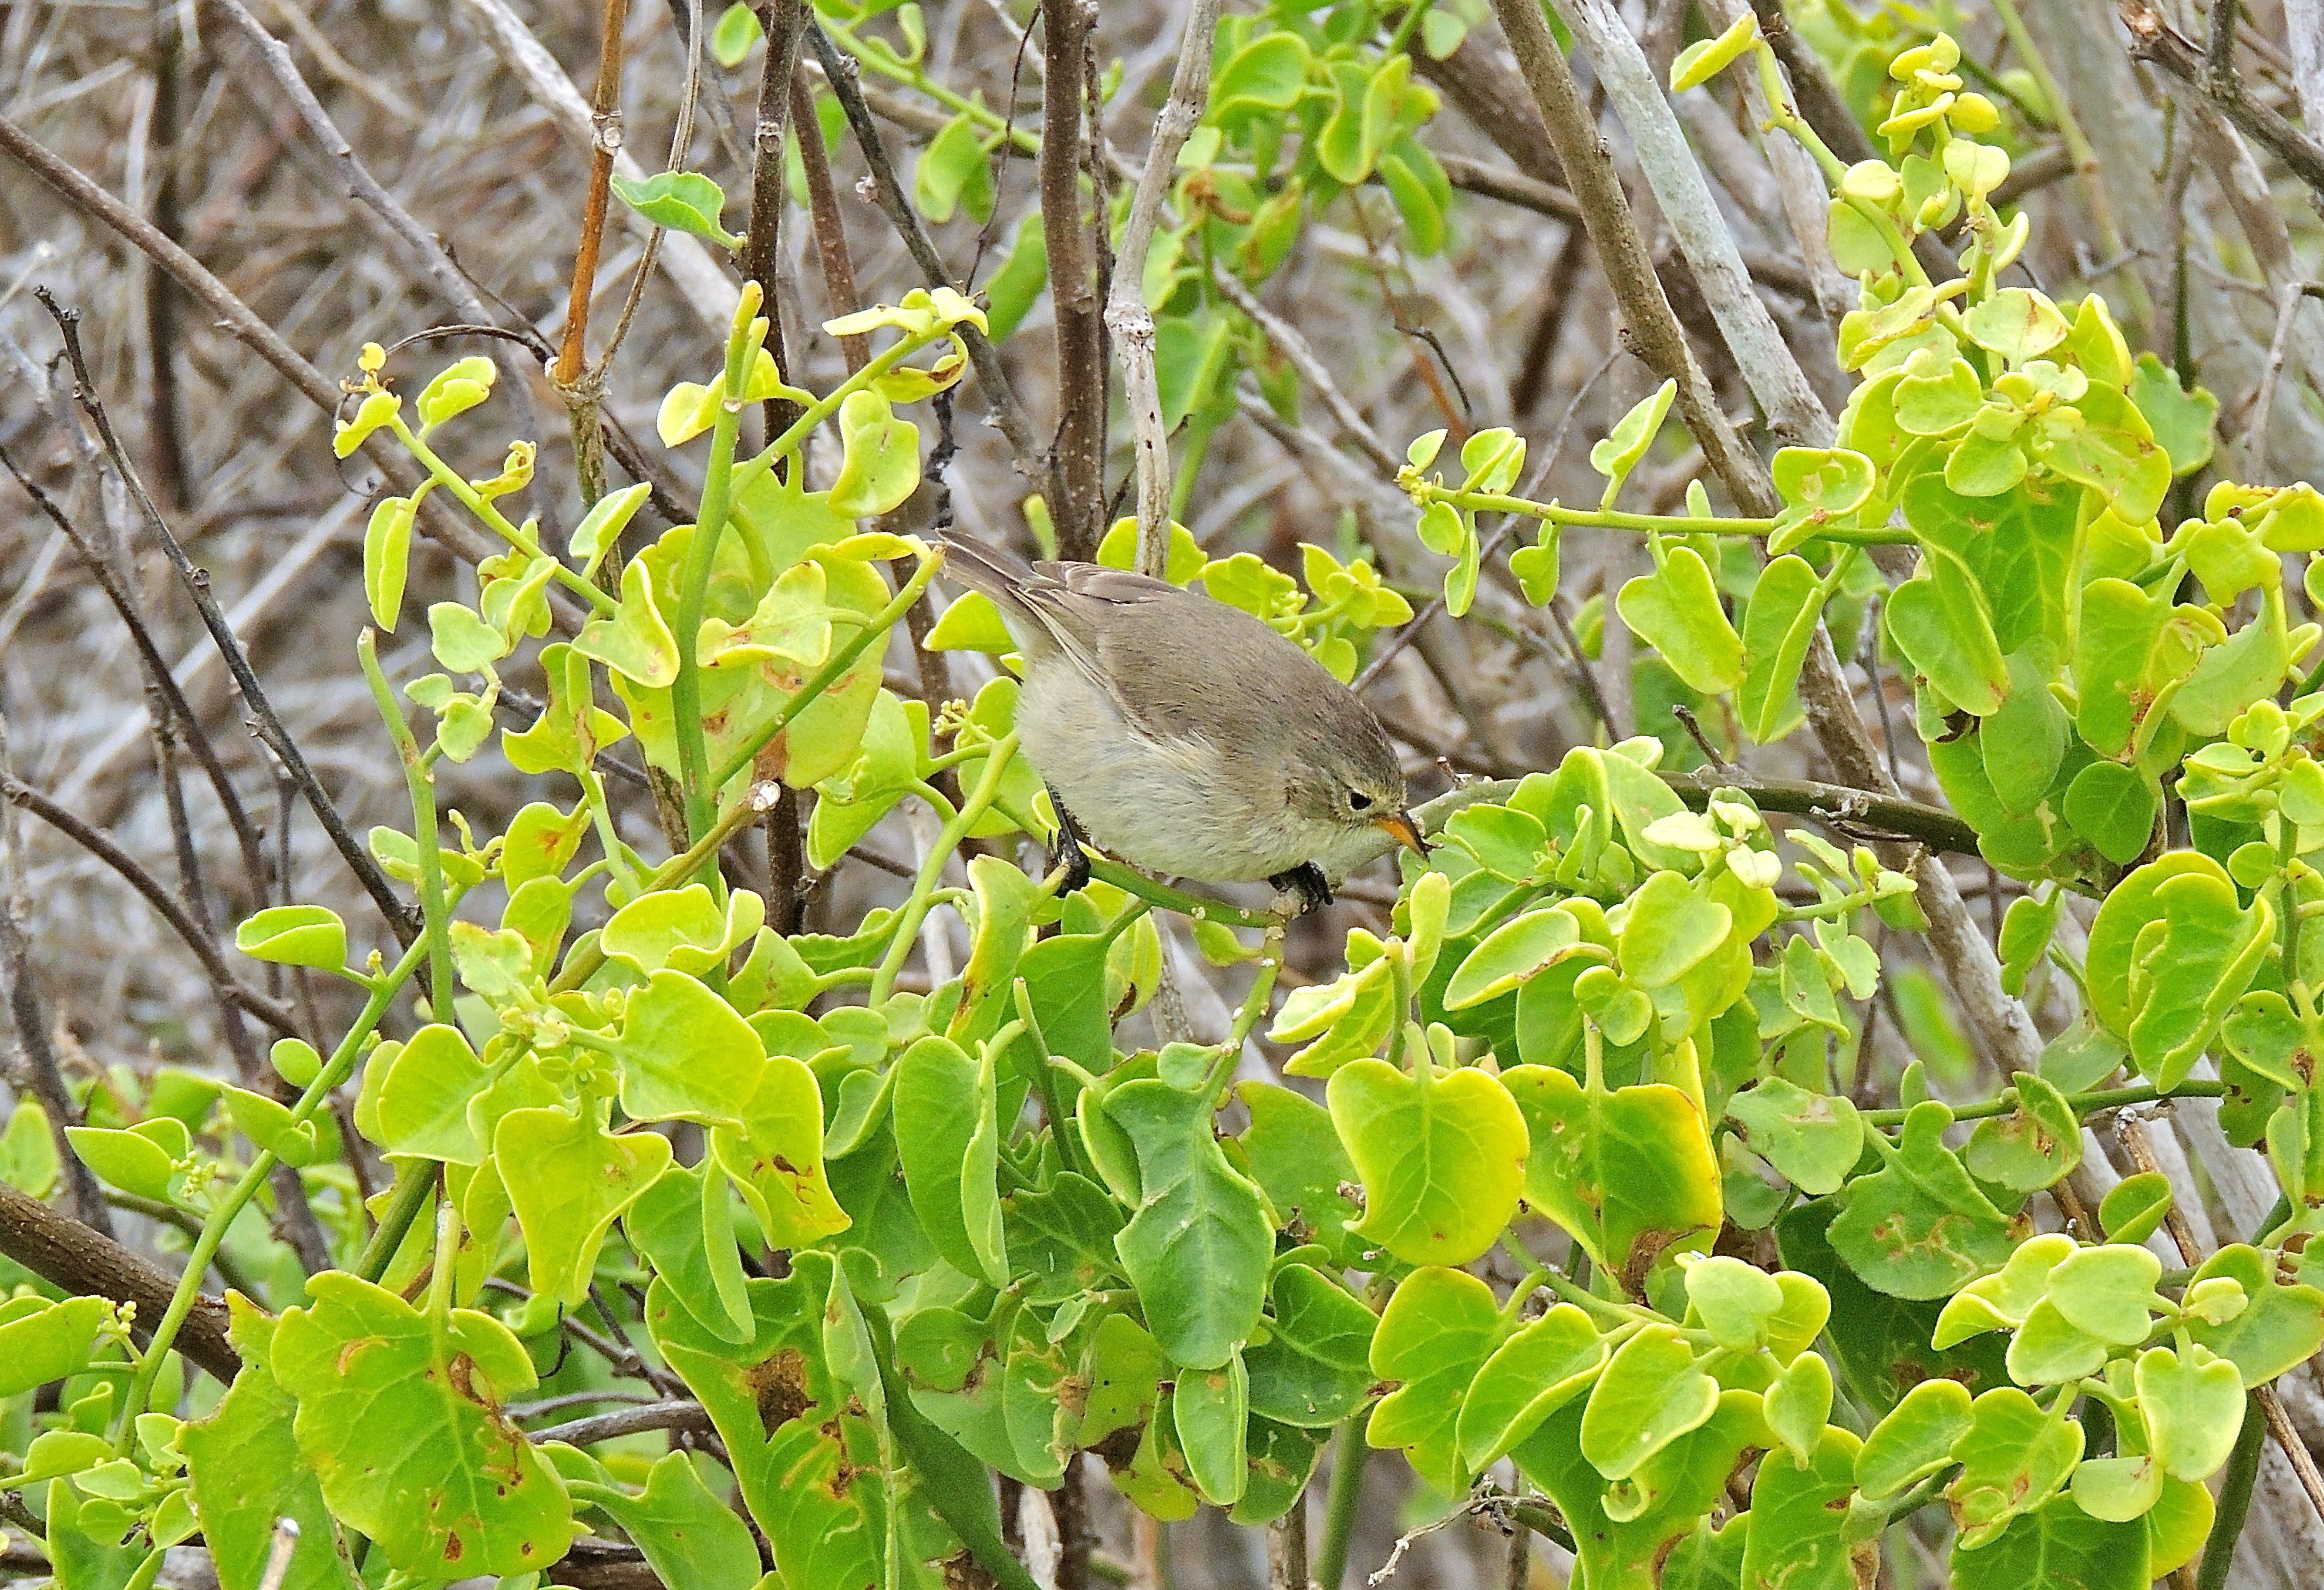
[708,549,945,790]
[548,783,786,996]
[117,932,433,1431]
[1082,856,1288,930]
[358,631,454,1018]
[2197,1394,2268,1590]
[822,16,1040,154]
[1228,927,1288,1047]
[870,733,1021,1002]
[1312,1422,1372,1590]
[1419,484,1915,547]
[386,420,615,615]
[1859,1078,2228,1128]
[1385,0,1436,54]
[672,282,769,843]
[353,1160,439,1285]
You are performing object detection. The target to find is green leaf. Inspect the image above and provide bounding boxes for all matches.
[234,904,346,971]
[1173,1351,1249,1505]
[1855,1377,1972,1499]
[1616,870,1733,988]
[1885,568,2007,715]
[2087,853,2272,1086]
[1505,1062,1723,1284]
[1591,380,1676,493]
[893,1034,1009,1286]
[373,1023,489,1164]
[609,170,739,247]
[1327,1059,1527,1268]
[1515,1392,1767,1590]
[1727,1078,1864,1195]
[65,1124,180,1204]
[1952,1495,2150,1589]
[915,113,995,224]
[644,1266,887,1589]
[1244,1265,1377,1429]
[2134,1342,2244,1481]
[1827,1100,2014,1299]
[1669,11,1760,90]
[2184,1244,2324,1384]
[1455,1303,1605,1470]
[1947,1386,2084,1546]
[415,355,496,433]
[2127,353,2217,476]
[709,1047,850,1250]
[2099,1171,2174,1245]
[1443,907,1588,1009]
[571,1450,762,1590]
[1769,447,1876,553]
[1579,1324,1719,1480]
[623,1162,754,1345]
[496,1106,673,1305]
[1106,1078,1273,1369]
[1962,288,2070,362]
[273,1272,570,1577]
[829,389,921,517]
[1213,30,1311,115]
[1617,547,1743,694]
[1740,1427,1860,1590]
[0,1296,106,1399]
[615,969,769,1128]
[1684,1254,1787,1352]
[364,494,417,630]
[1779,1199,2009,1413]
[574,557,681,688]
[1738,554,1826,742]
[710,2,761,66]
[1366,1266,1503,1494]
[1234,1081,1362,1261]
[1962,1072,2083,1193]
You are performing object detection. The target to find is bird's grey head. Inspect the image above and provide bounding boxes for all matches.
[1280,700,1423,854]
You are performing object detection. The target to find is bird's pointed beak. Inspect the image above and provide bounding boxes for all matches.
[1373,809,1430,857]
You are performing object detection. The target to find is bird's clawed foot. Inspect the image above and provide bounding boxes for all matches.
[1046,783,1093,896]
[1268,863,1334,917]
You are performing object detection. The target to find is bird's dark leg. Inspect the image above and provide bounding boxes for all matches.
[1045,783,1093,895]
[1268,862,1334,916]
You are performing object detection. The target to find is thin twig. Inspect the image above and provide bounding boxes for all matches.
[0,439,272,898]
[38,292,421,945]
[2118,0,2324,197]
[2248,281,2324,480]
[529,1399,717,1447]
[0,720,112,1237]
[1208,264,1401,477]
[0,111,501,567]
[554,0,635,386]
[806,23,1059,504]
[213,0,499,326]
[1485,0,1775,517]
[1105,0,1220,576]
[1,773,301,1038]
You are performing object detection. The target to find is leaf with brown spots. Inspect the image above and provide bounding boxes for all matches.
[272,1273,570,1578]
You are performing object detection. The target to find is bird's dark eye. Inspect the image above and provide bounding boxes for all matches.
[1348,790,1373,811]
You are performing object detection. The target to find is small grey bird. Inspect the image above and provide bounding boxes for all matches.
[939,533,1426,911]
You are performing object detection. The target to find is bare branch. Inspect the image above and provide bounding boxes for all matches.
[1552,0,1834,446]
[2119,0,2324,197]
[0,1180,238,1383]
[1105,0,1221,576]
[1040,0,1106,558]
[38,293,421,946]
